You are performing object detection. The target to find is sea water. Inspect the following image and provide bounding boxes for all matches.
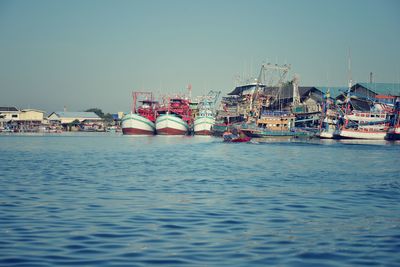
[0,133,399,266]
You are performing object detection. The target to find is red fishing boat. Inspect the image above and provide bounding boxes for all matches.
[156,97,192,135]
[122,92,159,135]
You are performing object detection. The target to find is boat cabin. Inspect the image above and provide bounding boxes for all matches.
[256,111,295,131]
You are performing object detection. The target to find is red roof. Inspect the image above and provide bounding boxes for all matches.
[375,95,396,99]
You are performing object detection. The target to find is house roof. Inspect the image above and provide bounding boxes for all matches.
[0,107,19,112]
[228,83,266,95]
[21,109,45,113]
[50,111,101,119]
[356,83,400,96]
[314,87,349,98]
[262,86,323,100]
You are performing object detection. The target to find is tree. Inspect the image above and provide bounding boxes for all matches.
[85,108,104,118]
[103,113,114,125]
[85,108,115,126]
[69,119,81,126]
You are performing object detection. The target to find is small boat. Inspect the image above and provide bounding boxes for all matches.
[0,127,13,133]
[212,116,243,136]
[228,136,252,143]
[223,131,251,143]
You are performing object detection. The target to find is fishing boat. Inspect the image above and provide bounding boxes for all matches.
[240,111,305,137]
[156,97,191,135]
[337,108,391,140]
[385,100,400,140]
[194,91,220,135]
[318,91,340,139]
[334,59,390,140]
[336,93,392,140]
[339,126,388,140]
[333,98,391,139]
[122,92,158,135]
[194,112,215,135]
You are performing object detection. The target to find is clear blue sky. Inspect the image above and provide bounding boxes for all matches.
[1,0,399,113]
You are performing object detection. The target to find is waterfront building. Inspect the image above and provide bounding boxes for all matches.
[0,107,46,132]
[0,107,19,129]
[48,111,101,124]
[48,111,104,131]
[17,109,46,132]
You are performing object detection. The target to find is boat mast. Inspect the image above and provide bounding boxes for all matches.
[187,84,192,101]
[132,92,137,114]
[347,48,352,94]
[292,74,300,106]
[345,49,352,116]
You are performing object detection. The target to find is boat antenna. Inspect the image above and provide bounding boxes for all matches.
[347,48,352,93]
[345,48,352,118]
[187,84,192,100]
[292,74,300,106]
[132,91,137,114]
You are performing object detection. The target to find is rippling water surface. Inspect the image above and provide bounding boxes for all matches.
[0,134,399,266]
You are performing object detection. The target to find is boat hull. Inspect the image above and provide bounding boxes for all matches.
[156,114,188,135]
[121,114,155,135]
[194,117,215,135]
[319,128,340,139]
[241,129,308,138]
[339,129,387,140]
[386,127,400,140]
[319,131,335,139]
[224,136,252,143]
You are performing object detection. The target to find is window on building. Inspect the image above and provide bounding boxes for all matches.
[12,114,18,118]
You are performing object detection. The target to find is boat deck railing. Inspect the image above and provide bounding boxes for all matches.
[261,111,291,116]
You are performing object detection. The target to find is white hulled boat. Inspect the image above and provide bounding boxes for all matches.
[155,97,191,135]
[319,100,340,139]
[156,113,189,135]
[319,117,339,139]
[122,92,158,135]
[194,115,215,135]
[336,75,390,140]
[338,111,389,140]
[339,125,388,140]
[122,113,156,135]
[194,91,220,135]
